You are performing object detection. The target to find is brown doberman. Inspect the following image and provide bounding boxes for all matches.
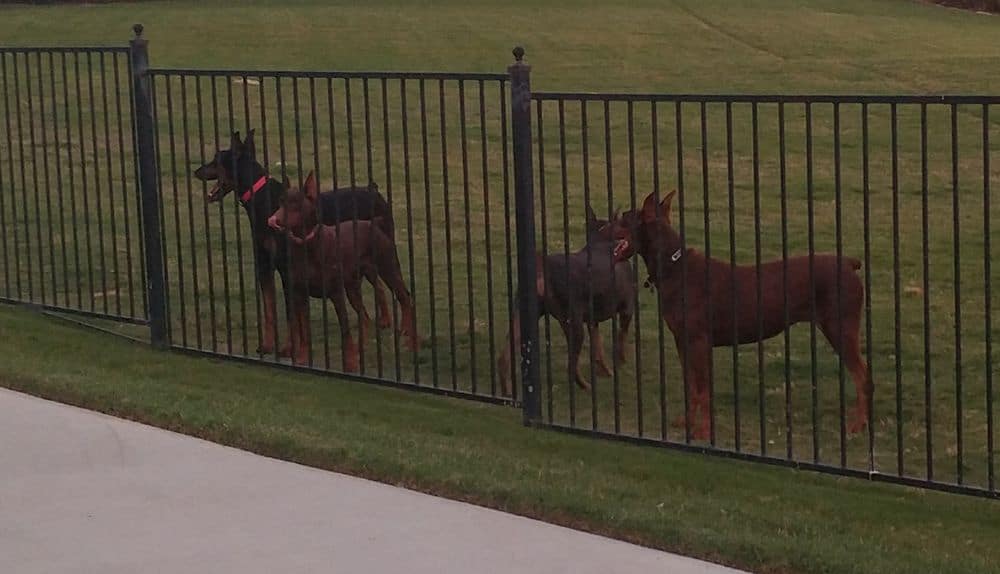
[268,170,418,370]
[609,190,872,440]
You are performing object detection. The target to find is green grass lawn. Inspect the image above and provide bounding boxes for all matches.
[0,0,998,542]
[1,304,999,574]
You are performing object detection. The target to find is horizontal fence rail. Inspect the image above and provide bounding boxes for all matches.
[0,31,995,501]
[0,45,147,325]
[529,90,997,498]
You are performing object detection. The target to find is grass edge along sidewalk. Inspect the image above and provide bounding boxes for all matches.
[0,305,997,574]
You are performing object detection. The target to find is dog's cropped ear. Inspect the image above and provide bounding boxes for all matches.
[640,191,659,223]
[303,170,318,201]
[585,203,597,224]
[243,129,256,156]
[659,190,677,223]
[230,131,242,152]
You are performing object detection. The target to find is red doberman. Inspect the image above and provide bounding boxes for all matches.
[268,171,418,370]
[609,190,872,440]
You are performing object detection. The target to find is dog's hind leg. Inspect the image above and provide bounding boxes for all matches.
[365,266,392,331]
[345,276,372,344]
[375,243,419,352]
[817,286,870,434]
[588,323,613,377]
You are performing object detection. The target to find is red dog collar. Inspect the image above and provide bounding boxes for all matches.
[240,176,269,203]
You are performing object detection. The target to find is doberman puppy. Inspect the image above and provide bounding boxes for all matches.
[193,130,395,356]
[268,170,418,370]
[497,205,635,397]
[609,190,872,440]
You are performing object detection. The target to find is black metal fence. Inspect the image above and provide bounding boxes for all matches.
[0,26,996,500]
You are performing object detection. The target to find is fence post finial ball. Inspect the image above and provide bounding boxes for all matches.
[512,46,525,62]
[133,24,144,38]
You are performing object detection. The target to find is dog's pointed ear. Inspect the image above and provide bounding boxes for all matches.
[230,131,242,152]
[640,191,659,222]
[303,170,318,201]
[585,204,597,225]
[660,190,677,223]
[243,129,256,156]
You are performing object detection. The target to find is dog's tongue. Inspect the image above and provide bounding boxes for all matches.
[206,183,222,202]
[613,239,630,261]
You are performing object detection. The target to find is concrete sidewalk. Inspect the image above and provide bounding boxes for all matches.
[0,388,745,574]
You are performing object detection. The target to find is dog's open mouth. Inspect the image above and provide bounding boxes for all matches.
[206,183,225,203]
[613,239,631,261]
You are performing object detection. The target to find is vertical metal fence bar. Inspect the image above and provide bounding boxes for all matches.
[605,100,621,434]
[0,55,10,297]
[15,53,35,303]
[536,99,553,419]
[479,80,496,396]
[806,102,818,463]
[98,52,121,316]
[983,104,994,492]
[209,76,232,355]
[150,73,171,343]
[500,80,517,401]
[654,102,666,441]
[752,101,765,455]
[36,53,57,308]
[63,54,81,309]
[194,75,217,351]
[275,75,289,363]
[26,53,46,305]
[311,77,331,371]
[165,75,187,346]
[326,78,342,368]
[701,101,716,447]
[891,103,903,476]
[86,52,107,314]
[258,75,276,360]
[125,50,148,317]
[37,53,58,307]
[675,101,689,443]
[381,78,402,381]
[460,80,477,394]
[950,103,963,484]
[344,78,362,372]
[1,54,20,300]
[180,75,203,350]
[726,101,739,451]
[130,25,167,348]
[861,103,874,470]
[779,102,791,459]
[628,99,642,437]
[401,78,420,384]
[558,100,575,427]
[833,102,845,468]
[921,103,932,481]
[363,77,384,377]
[233,76,251,356]
[509,48,539,420]
[582,100,597,430]
[419,78,439,387]
[113,52,137,319]
[439,79,457,391]
[291,77,311,368]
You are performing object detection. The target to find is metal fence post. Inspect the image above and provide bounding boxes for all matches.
[508,47,541,424]
[129,24,168,349]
